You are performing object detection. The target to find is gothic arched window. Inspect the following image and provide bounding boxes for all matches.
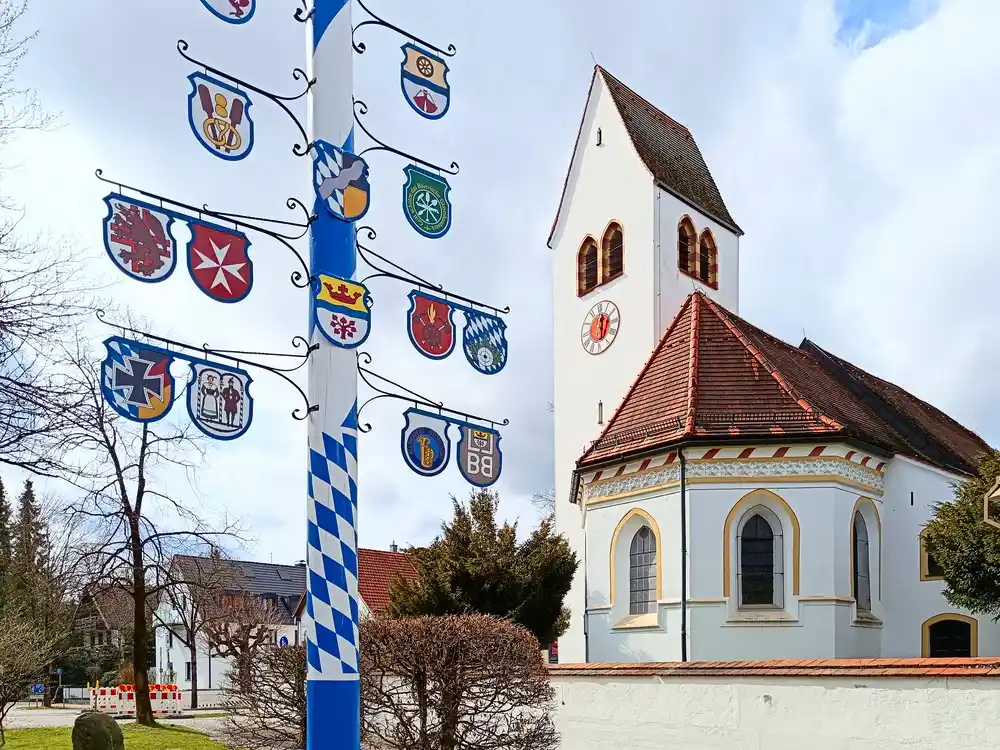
[577,237,598,296]
[629,526,657,615]
[738,509,783,608]
[698,229,718,288]
[601,222,624,284]
[853,512,871,612]
[677,217,696,276]
[924,616,976,658]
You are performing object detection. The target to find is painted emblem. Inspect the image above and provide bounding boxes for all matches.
[400,43,450,120]
[103,194,177,283]
[199,0,255,24]
[186,361,253,441]
[403,165,452,239]
[187,221,253,303]
[187,72,254,161]
[462,311,508,375]
[313,140,371,222]
[314,274,372,349]
[101,337,175,424]
[457,424,502,487]
[581,300,620,355]
[400,408,451,477]
[407,291,456,360]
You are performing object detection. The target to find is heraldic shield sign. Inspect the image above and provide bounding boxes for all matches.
[187,72,254,161]
[407,291,456,359]
[462,310,508,375]
[403,165,452,239]
[187,221,254,303]
[314,274,372,349]
[400,43,451,120]
[103,194,177,283]
[457,423,502,487]
[401,408,452,477]
[199,0,255,24]
[101,337,176,424]
[313,139,371,222]
[186,361,253,441]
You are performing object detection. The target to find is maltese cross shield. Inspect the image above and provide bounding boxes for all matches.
[101,337,176,424]
[314,274,372,349]
[401,408,452,477]
[313,140,371,222]
[400,43,451,120]
[199,0,255,23]
[462,310,508,375]
[187,72,254,161]
[187,221,253,303]
[407,291,456,360]
[186,361,253,441]
[457,424,502,487]
[103,194,177,283]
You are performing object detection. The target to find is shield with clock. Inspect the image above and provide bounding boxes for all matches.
[581,300,620,355]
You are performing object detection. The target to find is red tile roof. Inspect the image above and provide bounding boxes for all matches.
[579,291,990,474]
[549,658,1000,678]
[357,548,418,614]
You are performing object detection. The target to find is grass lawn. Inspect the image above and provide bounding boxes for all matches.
[1,723,227,749]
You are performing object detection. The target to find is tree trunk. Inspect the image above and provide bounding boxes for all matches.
[131,519,154,726]
[188,639,199,709]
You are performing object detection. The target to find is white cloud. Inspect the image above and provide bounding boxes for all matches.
[4,0,999,562]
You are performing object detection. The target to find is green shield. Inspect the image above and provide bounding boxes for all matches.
[403,165,452,239]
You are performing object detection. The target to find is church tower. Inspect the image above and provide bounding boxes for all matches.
[548,66,742,663]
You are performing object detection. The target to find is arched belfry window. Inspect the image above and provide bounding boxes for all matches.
[852,512,871,612]
[677,217,696,276]
[698,229,718,289]
[629,526,657,615]
[738,508,783,608]
[577,237,598,296]
[601,222,624,284]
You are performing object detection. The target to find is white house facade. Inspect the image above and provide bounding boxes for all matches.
[550,66,995,665]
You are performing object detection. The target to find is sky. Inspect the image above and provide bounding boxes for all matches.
[4,0,1000,564]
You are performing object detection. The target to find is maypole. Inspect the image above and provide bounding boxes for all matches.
[305,0,361,747]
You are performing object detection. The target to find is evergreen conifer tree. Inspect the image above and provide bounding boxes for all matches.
[0,478,12,607]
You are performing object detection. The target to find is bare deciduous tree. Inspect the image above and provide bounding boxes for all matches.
[0,612,56,747]
[206,592,284,691]
[361,614,559,750]
[221,644,306,750]
[58,338,240,726]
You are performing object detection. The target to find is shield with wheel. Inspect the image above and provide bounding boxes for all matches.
[400,43,451,120]
[402,164,452,239]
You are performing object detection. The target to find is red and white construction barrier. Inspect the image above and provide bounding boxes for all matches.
[87,683,183,718]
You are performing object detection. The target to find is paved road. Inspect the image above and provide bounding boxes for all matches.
[5,705,228,739]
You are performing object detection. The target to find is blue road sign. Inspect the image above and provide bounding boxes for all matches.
[30,684,44,695]
[279,635,289,647]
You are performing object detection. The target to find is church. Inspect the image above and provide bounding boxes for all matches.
[549,66,996,664]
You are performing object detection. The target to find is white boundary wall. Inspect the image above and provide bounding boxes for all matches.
[551,673,1000,749]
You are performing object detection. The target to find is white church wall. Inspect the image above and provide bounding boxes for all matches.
[549,671,1000,749]
[879,456,1000,657]
[551,74,657,664]
[654,187,740,333]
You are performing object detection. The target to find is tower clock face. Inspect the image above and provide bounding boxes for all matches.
[581,300,620,355]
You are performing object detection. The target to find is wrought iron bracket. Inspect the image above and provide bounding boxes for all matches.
[355,226,509,316]
[177,39,316,157]
[96,311,319,421]
[353,100,459,175]
[96,169,313,289]
[352,0,456,58]
[356,352,508,434]
[294,0,314,22]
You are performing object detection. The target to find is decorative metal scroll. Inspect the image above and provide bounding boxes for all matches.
[177,39,316,158]
[352,0,457,59]
[97,311,319,432]
[356,352,506,486]
[96,169,314,289]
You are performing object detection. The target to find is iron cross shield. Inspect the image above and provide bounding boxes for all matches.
[407,290,456,359]
[187,221,254,303]
[457,424,502,487]
[100,337,176,424]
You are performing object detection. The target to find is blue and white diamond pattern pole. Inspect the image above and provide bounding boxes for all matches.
[306,1,361,748]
